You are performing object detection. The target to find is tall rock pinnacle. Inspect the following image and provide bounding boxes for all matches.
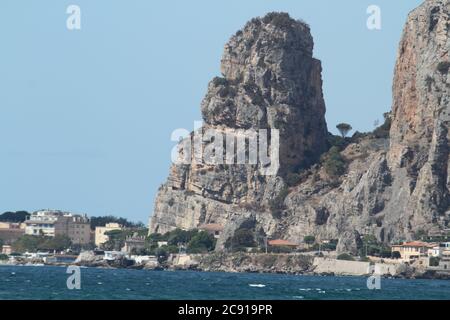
[201,12,328,174]
[387,0,450,232]
[150,12,329,235]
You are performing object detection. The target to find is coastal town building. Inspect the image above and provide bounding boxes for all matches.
[440,242,450,253]
[0,222,25,244]
[24,210,61,236]
[95,223,123,247]
[24,210,91,244]
[391,241,436,260]
[198,224,223,239]
[428,246,442,257]
[121,234,145,254]
[54,214,91,245]
[2,245,12,255]
[438,253,450,270]
[268,239,299,248]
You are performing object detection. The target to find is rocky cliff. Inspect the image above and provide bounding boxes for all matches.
[150,12,328,238]
[150,1,450,254]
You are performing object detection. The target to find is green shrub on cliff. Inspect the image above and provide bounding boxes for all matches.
[187,231,216,253]
[262,12,294,29]
[323,146,346,177]
[146,229,216,254]
[167,228,198,246]
[225,228,256,251]
[303,235,316,245]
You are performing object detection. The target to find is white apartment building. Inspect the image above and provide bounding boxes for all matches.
[24,210,61,237]
[24,210,91,244]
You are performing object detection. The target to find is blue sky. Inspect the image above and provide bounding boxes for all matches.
[0,0,422,223]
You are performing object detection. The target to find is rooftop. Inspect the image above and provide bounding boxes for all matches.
[268,239,299,247]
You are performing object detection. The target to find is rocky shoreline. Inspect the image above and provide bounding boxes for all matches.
[64,251,450,280]
[3,253,450,280]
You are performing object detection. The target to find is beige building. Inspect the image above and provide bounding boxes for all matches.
[121,234,145,254]
[0,222,25,244]
[391,241,435,260]
[23,210,91,245]
[95,223,123,247]
[54,214,91,245]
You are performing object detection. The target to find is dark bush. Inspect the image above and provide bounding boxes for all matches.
[321,240,338,251]
[429,256,440,267]
[327,134,347,149]
[90,215,144,230]
[212,77,229,87]
[225,228,256,251]
[0,211,29,223]
[437,61,450,74]
[315,208,330,226]
[268,246,296,254]
[323,146,346,177]
[262,12,293,29]
[187,231,216,253]
[372,112,392,139]
[167,228,198,246]
[303,235,316,245]
[12,235,72,253]
[286,173,301,187]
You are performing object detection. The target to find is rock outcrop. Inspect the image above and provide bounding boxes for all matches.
[387,0,450,236]
[150,13,328,237]
[150,1,450,254]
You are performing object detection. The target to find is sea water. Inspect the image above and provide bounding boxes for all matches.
[1,265,449,300]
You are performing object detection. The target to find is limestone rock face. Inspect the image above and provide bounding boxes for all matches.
[150,13,328,235]
[150,2,450,254]
[280,0,450,251]
[202,13,328,174]
[387,0,450,234]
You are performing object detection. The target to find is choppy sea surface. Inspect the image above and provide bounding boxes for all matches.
[1,265,449,300]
